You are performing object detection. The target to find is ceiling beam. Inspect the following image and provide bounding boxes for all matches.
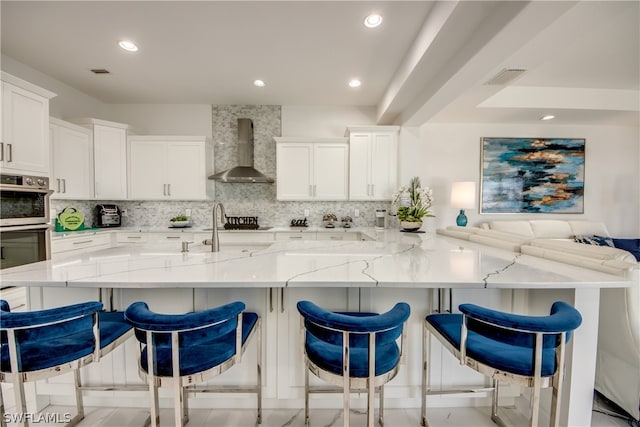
[377,1,579,127]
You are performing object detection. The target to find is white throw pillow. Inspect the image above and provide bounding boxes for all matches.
[489,221,534,237]
[530,220,573,238]
[568,221,611,237]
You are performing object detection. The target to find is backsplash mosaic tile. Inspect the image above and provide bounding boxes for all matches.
[51,199,396,229]
[51,104,397,230]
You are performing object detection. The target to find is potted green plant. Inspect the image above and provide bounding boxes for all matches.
[392,176,434,231]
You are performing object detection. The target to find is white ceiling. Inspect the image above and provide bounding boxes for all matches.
[1,1,638,127]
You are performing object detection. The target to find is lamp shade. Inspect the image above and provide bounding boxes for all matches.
[451,181,476,209]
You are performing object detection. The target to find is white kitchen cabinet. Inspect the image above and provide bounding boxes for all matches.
[68,118,130,200]
[275,137,348,201]
[51,232,112,260]
[49,118,93,199]
[128,136,213,200]
[346,126,399,201]
[1,73,56,175]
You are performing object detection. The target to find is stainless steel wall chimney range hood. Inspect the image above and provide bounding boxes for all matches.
[209,118,274,183]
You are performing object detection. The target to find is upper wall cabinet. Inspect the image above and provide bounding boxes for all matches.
[1,73,56,175]
[68,118,129,200]
[275,137,348,201]
[346,126,399,201]
[128,136,214,200]
[49,118,93,199]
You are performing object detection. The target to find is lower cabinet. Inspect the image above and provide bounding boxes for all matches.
[51,233,112,259]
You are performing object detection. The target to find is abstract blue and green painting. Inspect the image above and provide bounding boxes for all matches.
[481,137,585,213]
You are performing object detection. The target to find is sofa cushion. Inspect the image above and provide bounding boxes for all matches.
[489,221,534,238]
[529,220,573,239]
[475,229,532,244]
[530,239,637,264]
[612,238,640,262]
[569,221,611,237]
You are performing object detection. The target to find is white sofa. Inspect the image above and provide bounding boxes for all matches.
[437,220,640,420]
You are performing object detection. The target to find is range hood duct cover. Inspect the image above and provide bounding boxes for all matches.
[209,118,274,183]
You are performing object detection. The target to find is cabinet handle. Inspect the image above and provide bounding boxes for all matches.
[289,236,303,240]
[280,288,285,313]
[329,236,343,240]
[72,240,93,245]
[62,179,66,193]
[167,183,171,196]
[57,178,61,193]
[269,288,273,313]
[7,144,12,162]
[313,184,317,197]
[163,184,166,196]
[165,236,180,239]
[0,142,3,161]
[309,185,313,197]
[371,184,374,196]
[127,236,142,240]
[1,246,5,260]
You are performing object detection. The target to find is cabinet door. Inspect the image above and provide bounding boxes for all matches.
[348,133,372,200]
[1,82,50,174]
[276,143,313,200]
[314,143,348,200]
[94,125,127,199]
[128,140,165,199]
[166,142,206,199]
[370,132,398,200]
[50,122,92,199]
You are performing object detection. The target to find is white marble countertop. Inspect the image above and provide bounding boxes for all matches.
[50,225,367,239]
[2,229,632,290]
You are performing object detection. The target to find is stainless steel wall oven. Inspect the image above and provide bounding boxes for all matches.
[0,173,53,272]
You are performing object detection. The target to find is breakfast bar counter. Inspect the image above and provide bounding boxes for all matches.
[0,229,631,290]
[0,230,634,426]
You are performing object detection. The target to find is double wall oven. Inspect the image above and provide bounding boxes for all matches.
[0,173,53,271]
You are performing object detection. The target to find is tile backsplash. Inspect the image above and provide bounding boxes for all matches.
[51,104,395,229]
[51,199,395,229]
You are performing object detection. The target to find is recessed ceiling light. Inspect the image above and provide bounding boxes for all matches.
[364,14,383,28]
[540,115,555,121]
[118,40,138,52]
[253,80,266,87]
[349,79,361,88]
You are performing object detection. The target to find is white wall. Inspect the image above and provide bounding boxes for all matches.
[410,123,640,236]
[1,54,109,119]
[281,105,376,137]
[106,104,212,137]
[2,56,212,137]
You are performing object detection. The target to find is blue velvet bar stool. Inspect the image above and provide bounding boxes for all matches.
[297,300,411,427]
[124,301,261,427]
[421,301,582,427]
[0,299,133,427]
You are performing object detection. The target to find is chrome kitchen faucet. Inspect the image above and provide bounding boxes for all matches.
[203,202,226,252]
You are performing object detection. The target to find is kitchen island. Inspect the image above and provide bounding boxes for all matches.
[0,229,634,426]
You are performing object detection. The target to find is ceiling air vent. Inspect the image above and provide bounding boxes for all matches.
[90,69,111,74]
[484,68,526,85]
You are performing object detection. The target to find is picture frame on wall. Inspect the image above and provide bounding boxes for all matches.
[480,137,585,214]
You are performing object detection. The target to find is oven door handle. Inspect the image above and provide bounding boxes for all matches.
[0,224,52,232]
[0,184,54,195]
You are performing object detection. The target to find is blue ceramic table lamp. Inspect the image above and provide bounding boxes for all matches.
[451,181,476,227]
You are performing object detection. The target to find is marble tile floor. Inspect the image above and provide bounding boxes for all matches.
[3,404,633,427]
